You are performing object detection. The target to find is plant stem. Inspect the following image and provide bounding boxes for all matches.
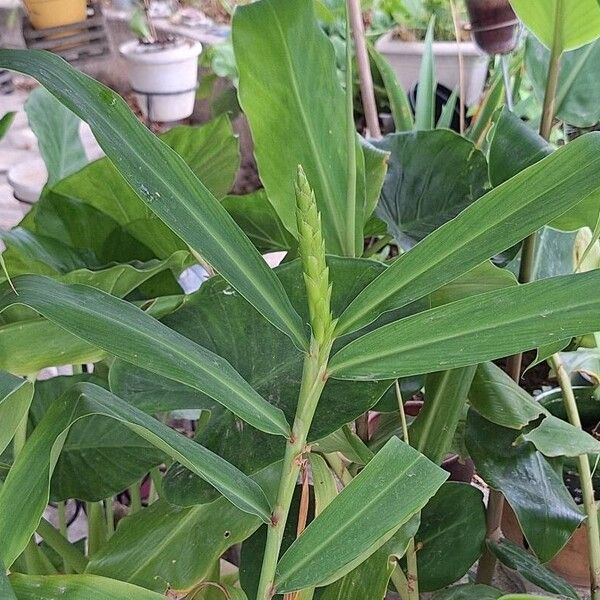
[551,354,600,599]
[255,339,331,600]
[36,518,88,574]
[86,502,107,558]
[57,501,70,573]
[395,381,419,600]
[323,452,353,486]
[129,482,142,514]
[390,562,410,600]
[449,0,465,134]
[347,0,381,138]
[344,0,357,258]
[105,498,114,538]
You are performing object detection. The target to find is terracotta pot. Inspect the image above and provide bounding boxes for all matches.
[23,0,87,30]
[502,504,589,587]
[465,0,519,55]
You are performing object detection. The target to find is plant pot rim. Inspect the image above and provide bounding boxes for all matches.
[536,385,596,403]
[119,37,202,65]
[375,31,484,56]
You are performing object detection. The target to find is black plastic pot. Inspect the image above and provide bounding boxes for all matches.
[465,0,519,55]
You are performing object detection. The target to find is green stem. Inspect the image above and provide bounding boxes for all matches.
[390,562,410,600]
[86,502,107,557]
[36,518,88,574]
[57,501,70,574]
[255,339,331,600]
[362,235,392,258]
[395,381,419,600]
[323,452,353,486]
[129,482,142,514]
[105,498,114,538]
[344,0,357,258]
[551,354,600,599]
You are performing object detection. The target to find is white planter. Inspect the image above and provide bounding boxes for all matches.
[375,32,489,106]
[119,37,202,122]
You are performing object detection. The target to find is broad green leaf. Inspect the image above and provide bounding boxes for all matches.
[0,382,272,567]
[336,133,600,335]
[0,275,290,437]
[88,463,281,593]
[0,371,33,455]
[25,87,87,185]
[222,191,296,253]
[430,262,518,307]
[408,483,486,591]
[526,36,600,128]
[368,44,414,131]
[9,573,166,600]
[28,375,166,502]
[410,367,476,464]
[465,410,583,562]
[0,560,16,600]
[509,0,600,51]
[330,270,600,379]
[274,437,447,593]
[0,111,15,142]
[233,0,382,256]
[488,538,579,599]
[432,585,502,600]
[488,108,552,188]
[374,130,488,246]
[0,49,306,349]
[469,362,546,429]
[414,18,436,131]
[308,453,337,515]
[521,414,600,457]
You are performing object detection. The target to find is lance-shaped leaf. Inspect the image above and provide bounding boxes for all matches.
[330,270,600,380]
[0,383,272,567]
[0,49,306,349]
[274,437,447,593]
[0,275,290,437]
[0,371,34,455]
[336,133,600,335]
[9,573,166,600]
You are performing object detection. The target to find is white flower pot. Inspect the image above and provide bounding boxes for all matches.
[375,32,489,106]
[119,37,202,122]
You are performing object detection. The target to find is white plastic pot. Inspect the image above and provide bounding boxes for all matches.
[375,32,489,106]
[119,37,202,123]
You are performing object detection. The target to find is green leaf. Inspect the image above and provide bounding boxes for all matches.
[521,414,600,457]
[414,18,436,130]
[465,410,583,562]
[437,88,459,129]
[0,560,16,600]
[28,374,166,502]
[274,437,447,593]
[87,464,281,593]
[526,36,600,128]
[510,0,600,51]
[488,108,552,188]
[0,371,33,455]
[0,275,290,437]
[431,585,502,600]
[367,44,414,131]
[488,538,579,600]
[410,482,486,592]
[222,191,296,253]
[0,111,15,142]
[336,132,600,336]
[374,130,488,246]
[429,262,518,307]
[410,367,476,464]
[0,49,306,349]
[25,87,87,186]
[330,270,600,380]
[308,453,337,515]
[0,382,272,567]
[233,0,381,256]
[9,573,166,599]
[469,362,546,429]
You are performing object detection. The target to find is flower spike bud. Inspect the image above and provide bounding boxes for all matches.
[295,165,335,347]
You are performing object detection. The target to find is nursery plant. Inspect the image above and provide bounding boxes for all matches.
[0,0,600,599]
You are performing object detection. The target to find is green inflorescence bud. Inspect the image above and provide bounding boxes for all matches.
[295,165,335,347]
